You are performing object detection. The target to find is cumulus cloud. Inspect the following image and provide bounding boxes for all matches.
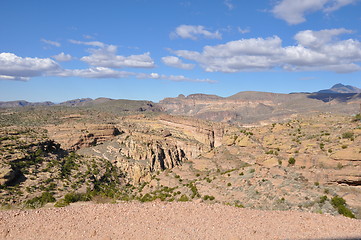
[161,56,195,70]
[0,52,212,83]
[56,67,133,79]
[52,52,73,62]
[41,38,61,47]
[171,25,222,40]
[294,28,353,49]
[172,28,361,73]
[68,40,155,68]
[80,45,155,68]
[69,39,105,48]
[0,52,60,80]
[272,0,359,24]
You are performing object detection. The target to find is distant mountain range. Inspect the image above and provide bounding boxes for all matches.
[2,84,361,124]
[1,83,360,109]
[318,83,361,94]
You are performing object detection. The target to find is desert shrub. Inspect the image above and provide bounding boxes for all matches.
[203,195,215,201]
[342,132,354,139]
[64,192,88,203]
[140,193,154,202]
[337,163,343,169]
[319,195,328,204]
[60,152,79,179]
[227,183,232,187]
[352,114,361,122]
[288,157,296,165]
[178,194,189,202]
[331,196,355,218]
[25,191,56,208]
[186,183,199,198]
[265,150,274,155]
[341,145,348,149]
[54,199,69,207]
[234,203,244,208]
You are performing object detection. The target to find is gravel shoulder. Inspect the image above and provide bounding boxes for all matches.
[1,202,361,240]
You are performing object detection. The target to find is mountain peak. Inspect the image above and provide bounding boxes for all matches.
[318,83,361,94]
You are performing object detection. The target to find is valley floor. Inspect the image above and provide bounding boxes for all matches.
[1,202,361,240]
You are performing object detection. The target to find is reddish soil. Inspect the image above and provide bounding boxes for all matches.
[1,202,360,240]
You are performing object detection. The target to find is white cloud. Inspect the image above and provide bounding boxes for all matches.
[323,0,358,12]
[80,45,155,68]
[136,72,216,83]
[271,0,359,24]
[0,52,212,84]
[160,75,216,83]
[237,27,250,34]
[52,52,73,62]
[161,56,195,70]
[69,39,105,48]
[0,75,28,81]
[69,40,155,68]
[294,28,353,49]
[56,67,133,79]
[0,52,60,80]
[41,38,61,47]
[171,25,222,40]
[224,0,234,10]
[172,29,361,73]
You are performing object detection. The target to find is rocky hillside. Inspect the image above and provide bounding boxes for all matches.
[1,105,361,219]
[159,91,361,124]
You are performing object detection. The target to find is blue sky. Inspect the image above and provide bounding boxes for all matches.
[0,0,360,102]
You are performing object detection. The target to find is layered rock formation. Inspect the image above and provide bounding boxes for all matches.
[159,91,361,124]
[76,114,228,183]
[45,123,122,150]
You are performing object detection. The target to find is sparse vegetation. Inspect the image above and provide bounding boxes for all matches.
[288,157,296,165]
[25,191,56,208]
[331,196,355,218]
[342,132,354,139]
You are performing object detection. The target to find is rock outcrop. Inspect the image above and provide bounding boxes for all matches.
[45,123,122,150]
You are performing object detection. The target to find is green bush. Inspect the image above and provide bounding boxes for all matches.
[54,199,69,207]
[288,157,296,165]
[203,195,215,201]
[331,196,355,218]
[25,191,56,208]
[352,114,361,122]
[319,195,328,204]
[342,132,354,139]
[64,192,88,203]
[178,194,189,202]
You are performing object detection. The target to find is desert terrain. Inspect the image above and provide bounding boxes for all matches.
[1,86,361,239]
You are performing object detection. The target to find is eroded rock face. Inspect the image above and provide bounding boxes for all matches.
[0,165,16,186]
[76,114,229,183]
[45,123,122,150]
